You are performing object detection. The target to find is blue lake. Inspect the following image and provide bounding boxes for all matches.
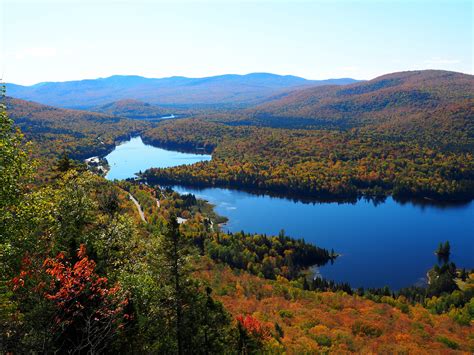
[104,136,211,180]
[106,137,474,289]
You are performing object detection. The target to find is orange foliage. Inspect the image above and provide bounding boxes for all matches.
[195,259,474,353]
[236,314,271,341]
[43,245,127,325]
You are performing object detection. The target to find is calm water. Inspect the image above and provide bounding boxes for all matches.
[106,137,474,289]
[104,136,211,180]
[172,186,474,289]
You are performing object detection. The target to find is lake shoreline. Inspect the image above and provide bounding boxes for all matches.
[92,136,474,290]
[142,176,473,208]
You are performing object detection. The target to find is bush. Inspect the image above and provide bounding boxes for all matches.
[436,336,459,350]
[278,309,293,319]
[351,321,382,338]
[314,334,332,347]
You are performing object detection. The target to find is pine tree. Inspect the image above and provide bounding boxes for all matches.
[150,215,233,353]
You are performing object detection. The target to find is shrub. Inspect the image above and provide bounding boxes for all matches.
[314,334,332,347]
[351,321,382,338]
[436,336,459,350]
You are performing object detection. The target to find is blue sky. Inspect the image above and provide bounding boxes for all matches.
[1,0,472,85]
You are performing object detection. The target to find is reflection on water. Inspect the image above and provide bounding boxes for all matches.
[104,136,211,180]
[171,185,474,290]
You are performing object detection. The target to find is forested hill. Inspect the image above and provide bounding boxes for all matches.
[241,70,473,148]
[4,96,148,160]
[90,99,171,120]
[6,73,358,108]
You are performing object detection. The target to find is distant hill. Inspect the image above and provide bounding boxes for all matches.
[6,73,358,108]
[241,70,473,148]
[4,97,148,160]
[90,99,171,120]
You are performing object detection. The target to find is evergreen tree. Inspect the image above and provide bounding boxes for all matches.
[55,151,74,173]
[150,215,234,354]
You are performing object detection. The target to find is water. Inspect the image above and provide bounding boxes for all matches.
[104,137,474,289]
[104,136,211,180]
[170,186,474,290]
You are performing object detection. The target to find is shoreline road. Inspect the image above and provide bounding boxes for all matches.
[129,193,146,223]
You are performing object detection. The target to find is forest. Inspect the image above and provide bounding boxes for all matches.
[2,96,473,353]
[5,96,149,162]
[139,71,474,202]
[142,119,474,201]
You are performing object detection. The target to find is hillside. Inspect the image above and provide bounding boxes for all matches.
[239,70,473,148]
[198,261,473,353]
[90,99,171,120]
[4,97,148,160]
[6,73,358,108]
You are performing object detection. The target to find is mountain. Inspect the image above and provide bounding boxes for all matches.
[90,99,171,120]
[241,70,474,147]
[4,97,148,160]
[6,73,359,109]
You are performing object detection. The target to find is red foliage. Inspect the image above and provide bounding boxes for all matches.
[11,255,33,291]
[236,314,270,341]
[42,244,127,326]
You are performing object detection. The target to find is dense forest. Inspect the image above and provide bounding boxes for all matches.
[5,97,149,160]
[142,119,474,201]
[4,97,149,180]
[90,99,173,120]
[243,70,474,147]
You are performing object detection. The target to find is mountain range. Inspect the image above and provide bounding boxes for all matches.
[232,70,474,148]
[6,73,358,109]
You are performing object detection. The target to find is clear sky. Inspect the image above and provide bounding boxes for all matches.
[1,0,472,85]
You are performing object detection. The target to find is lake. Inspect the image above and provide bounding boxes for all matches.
[104,136,211,180]
[106,137,474,289]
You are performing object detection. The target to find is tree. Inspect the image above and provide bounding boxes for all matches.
[236,314,270,354]
[0,85,33,275]
[436,241,451,263]
[0,85,35,352]
[159,215,188,354]
[42,244,128,353]
[55,151,74,173]
[148,215,234,353]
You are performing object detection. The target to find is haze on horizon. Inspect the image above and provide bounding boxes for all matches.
[1,0,472,85]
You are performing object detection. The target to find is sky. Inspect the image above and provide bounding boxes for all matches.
[1,0,472,85]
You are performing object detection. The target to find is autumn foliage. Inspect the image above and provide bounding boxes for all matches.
[10,245,128,352]
[198,260,473,353]
[43,244,127,327]
[236,314,271,341]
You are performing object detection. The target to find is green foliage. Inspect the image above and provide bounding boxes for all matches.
[204,231,332,280]
[140,71,474,202]
[436,336,460,350]
[92,99,169,120]
[351,321,382,338]
[314,334,332,347]
[428,262,458,297]
[435,240,451,258]
[278,309,293,319]
[0,90,33,275]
